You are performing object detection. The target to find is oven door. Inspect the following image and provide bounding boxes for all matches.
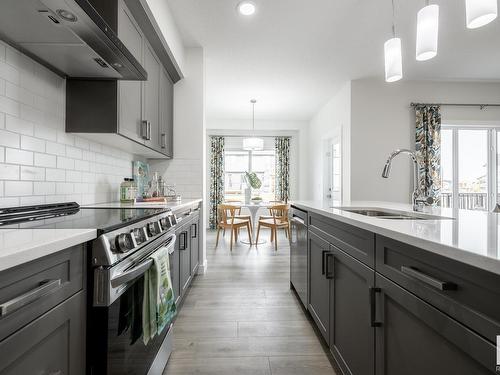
[88,233,176,375]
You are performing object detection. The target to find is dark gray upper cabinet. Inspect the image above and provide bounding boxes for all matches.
[160,68,174,157]
[330,245,375,375]
[375,274,495,375]
[308,230,331,344]
[65,0,175,159]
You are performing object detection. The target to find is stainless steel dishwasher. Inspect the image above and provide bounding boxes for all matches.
[290,206,308,307]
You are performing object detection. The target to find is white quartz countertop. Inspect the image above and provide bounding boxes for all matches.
[83,198,202,212]
[0,228,96,272]
[291,200,500,276]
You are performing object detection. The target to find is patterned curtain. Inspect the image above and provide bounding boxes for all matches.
[209,136,225,229]
[275,137,291,202]
[415,105,441,205]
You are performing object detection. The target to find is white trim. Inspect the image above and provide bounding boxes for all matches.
[443,121,500,128]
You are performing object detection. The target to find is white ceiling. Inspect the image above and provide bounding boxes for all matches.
[166,0,500,121]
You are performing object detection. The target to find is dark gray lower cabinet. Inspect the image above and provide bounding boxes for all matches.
[178,226,192,297]
[308,231,331,344]
[375,274,496,375]
[169,240,181,306]
[190,219,200,275]
[330,245,375,375]
[0,291,85,375]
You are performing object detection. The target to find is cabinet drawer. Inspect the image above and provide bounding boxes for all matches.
[0,246,85,341]
[376,235,500,344]
[0,291,85,375]
[309,213,375,267]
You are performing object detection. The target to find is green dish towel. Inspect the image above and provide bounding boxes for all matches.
[142,245,177,345]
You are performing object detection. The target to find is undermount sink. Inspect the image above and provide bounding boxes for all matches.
[333,207,452,220]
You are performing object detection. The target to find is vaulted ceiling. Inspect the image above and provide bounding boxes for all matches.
[167,0,500,121]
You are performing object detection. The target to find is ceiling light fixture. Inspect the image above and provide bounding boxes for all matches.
[243,99,264,151]
[416,2,439,61]
[237,1,256,16]
[465,0,498,29]
[384,0,403,83]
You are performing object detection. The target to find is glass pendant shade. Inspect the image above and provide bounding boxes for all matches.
[243,137,264,151]
[416,4,439,61]
[466,0,498,28]
[384,37,403,82]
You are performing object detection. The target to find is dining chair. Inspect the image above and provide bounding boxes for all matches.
[215,204,253,251]
[224,199,252,224]
[256,204,291,251]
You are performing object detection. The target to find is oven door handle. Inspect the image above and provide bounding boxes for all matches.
[110,234,176,288]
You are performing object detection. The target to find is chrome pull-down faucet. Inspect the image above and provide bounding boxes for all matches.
[381,149,432,211]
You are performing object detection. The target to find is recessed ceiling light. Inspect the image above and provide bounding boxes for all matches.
[237,1,256,16]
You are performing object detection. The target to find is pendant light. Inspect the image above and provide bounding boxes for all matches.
[416,2,439,61]
[466,0,497,29]
[243,99,264,151]
[384,0,403,83]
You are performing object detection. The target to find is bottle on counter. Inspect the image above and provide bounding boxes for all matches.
[120,178,137,202]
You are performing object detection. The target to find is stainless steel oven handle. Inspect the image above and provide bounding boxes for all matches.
[110,234,176,288]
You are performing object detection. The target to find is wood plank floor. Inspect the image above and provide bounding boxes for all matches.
[163,229,337,375]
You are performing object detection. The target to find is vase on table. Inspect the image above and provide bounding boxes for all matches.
[244,187,251,204]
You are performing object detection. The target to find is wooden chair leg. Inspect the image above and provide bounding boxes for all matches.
[256,223,261,244]
[234,227,238,242]
[230,226,234,252]
[215,227,221,247]
[274,229,278,251]
[270,228,274,242]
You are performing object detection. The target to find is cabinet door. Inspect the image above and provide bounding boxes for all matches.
[330,246,375,375]
[0,291,85,375]
[143,41,161,151]
[190,219,200,275]
[375,274,495,375]
[159,68,174,157]
[117,1,143,143]
[179,227,192,297]
[308,231,331,344]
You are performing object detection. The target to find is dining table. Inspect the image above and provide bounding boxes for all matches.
[236,201,271,245]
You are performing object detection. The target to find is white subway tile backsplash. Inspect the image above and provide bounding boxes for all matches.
[21,135,45,152]
[0,45,135,206]
[0,164,19,180]
[5,181,32,196]
[34,125,57,141]
[56,182,73,195]
[34,181,56,195]
[20,166,45,181]
[0,129,19,148]
[46,141,66,156]
[6,115,33,135]
[34,153,56,168]
[66,170,82,182]
[6,148,33,165]
[46,168,65,182]
[66,145,82,159]
[57,156,74,170]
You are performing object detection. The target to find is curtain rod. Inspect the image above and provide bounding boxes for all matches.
[410,102,500,109]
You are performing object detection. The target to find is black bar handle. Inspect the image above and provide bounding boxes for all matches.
[179,232,187,250]
[184,231,188,249]
[321,250,328,275]
[191,223,197,238]
[369,287,382,327]
[325,253,334,279]
[401,266,457,291]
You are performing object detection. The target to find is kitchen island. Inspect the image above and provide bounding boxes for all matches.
[290,200,500,375]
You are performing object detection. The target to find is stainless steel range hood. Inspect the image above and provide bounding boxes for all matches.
[0,0,147,80]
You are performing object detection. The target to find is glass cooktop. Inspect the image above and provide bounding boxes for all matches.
[0,202,168,234]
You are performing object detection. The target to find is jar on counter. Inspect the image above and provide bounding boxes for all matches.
[120,178,137,202]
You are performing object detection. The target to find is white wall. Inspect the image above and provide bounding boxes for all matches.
[350,78,500,203]
[0,41,134,208]
[307,82,351,202]
[145,0,185,75]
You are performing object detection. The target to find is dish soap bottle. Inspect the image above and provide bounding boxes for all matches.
[120,178,137,202]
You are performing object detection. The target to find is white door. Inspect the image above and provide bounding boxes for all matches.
[323,137,342,205]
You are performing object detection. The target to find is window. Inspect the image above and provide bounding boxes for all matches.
[224,149,276,201]
[440,126,498,211]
